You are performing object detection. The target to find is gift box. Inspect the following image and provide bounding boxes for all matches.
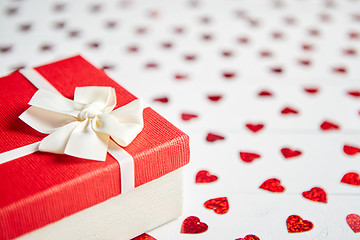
[0,56,190,240]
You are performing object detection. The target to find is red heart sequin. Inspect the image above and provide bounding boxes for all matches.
[184,54,196,61]
[302,187,327,203]
[281,148,302,158]
[240,152,261,163]
[196,170,218,183]
[148,10,160,18]
[127,45,139,53]
[258,90,273,97]
[181,113,198,121]
[353,14,360,22]
[0,45,12,53]
[238,37,250,44]
[174,73,188,80]
[162,42,173,49]
[259,50,273,58]
[223,72,236,79]
[181,216,208,234]
[272,31,283,39]
[153,97,169,103]
[260,178,285,192]
[298,59,311,66]
[88,42,100,49]
[332,66,347,74]
[319,13,332,22]
[281,107,298,114]
[40,44,53,51]
[248,18,260,27]
[101,64,115,71]
[304,87,319,94]
[341,172,360,186]
[302,43,314,51]
[206,133,225,142]
[200,16,211,24]
[222,50,233,57]
[284,16,296,25]
[320,120,340,131]
[235,9,247,18]
[270,67,283,74]
[286,215,314,233]
[236,234,260,240]
[343,48,357,56]
[346,214,360,233]
[207,95,222,102]
[347,90,360,97]
[145,62,158,69]
[6,7,18,15]
[343,144,360,155]
[131,233,156,240]
[245,123,264,133]
[308,28,320,37]
[174,27,184,34]
[349,31,359,39]
[136,27,147,35]
[202,33,213,41]
[204,197,229,214]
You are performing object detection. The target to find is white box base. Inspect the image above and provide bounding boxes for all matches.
[17,168,184,240]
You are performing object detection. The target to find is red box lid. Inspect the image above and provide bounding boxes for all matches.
[0,56,189,239]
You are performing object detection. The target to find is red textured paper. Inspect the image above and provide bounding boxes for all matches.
[0,56,190,240]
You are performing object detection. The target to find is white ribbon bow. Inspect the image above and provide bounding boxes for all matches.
[19,86,144,161]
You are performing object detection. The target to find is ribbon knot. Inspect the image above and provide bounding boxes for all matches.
[78,104,103,120]
[19,86,144,161]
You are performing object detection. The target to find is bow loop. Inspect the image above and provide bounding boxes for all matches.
[20,86,144,161]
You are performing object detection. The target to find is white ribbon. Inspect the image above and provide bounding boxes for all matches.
[19,87,143,161]
[0,68,144,193]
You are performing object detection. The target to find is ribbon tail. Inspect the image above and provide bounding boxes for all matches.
[108,140,135,193]
[65,119,109,161]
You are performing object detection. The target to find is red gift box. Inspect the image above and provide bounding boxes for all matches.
[0,56,190,239]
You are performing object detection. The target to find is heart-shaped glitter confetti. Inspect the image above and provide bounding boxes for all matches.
[174,73,188,80]
[259,178,285,192]
[320,120,340,131]
[204,197,229,214]
[206,133,225,142]
[153,97,169,103]
[258,90,273,97]
[131,233,156,240]
[245,123,264,133]
[281,107,299,114]
[341,172,360,186]
[347,90,360,97]
[304,87,319,94]
[332,66,347,74]
[236,235,260,240]
[298,59,312,66]
[181,216,208,234]
[302,187,327,203]
[286,215,314,233]
[181,113,198,121]
[223,71,236,79]
[281,147,302,159]
[343,145,360,155]
[195,170,218,183]
[240,152,261,163]
[207,94,223,102]
[270,67,283,74]
[346,214,360,233]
